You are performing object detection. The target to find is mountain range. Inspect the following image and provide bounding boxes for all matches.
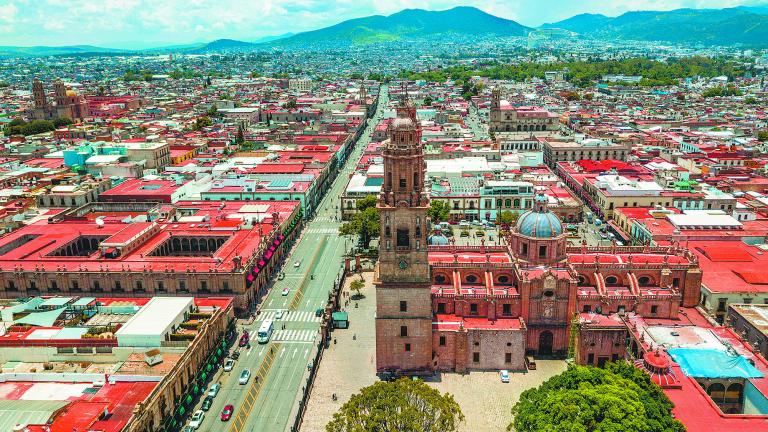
[543,6,768,46]
[4,5,768,56]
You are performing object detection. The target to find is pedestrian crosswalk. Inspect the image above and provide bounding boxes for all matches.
[258,310,322,323]
[272,329,317,343]
[312,216,339,223]
[304,227,339,234]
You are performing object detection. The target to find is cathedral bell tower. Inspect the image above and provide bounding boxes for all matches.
[375,88,433,374]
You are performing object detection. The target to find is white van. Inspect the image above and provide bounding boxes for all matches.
[257,320,274,344]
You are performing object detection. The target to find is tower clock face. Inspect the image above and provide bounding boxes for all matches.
[398,259,408,270]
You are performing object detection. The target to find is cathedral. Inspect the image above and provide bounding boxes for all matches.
[488,88,559,133]
[29,78,89,121]
[375,96,703,374]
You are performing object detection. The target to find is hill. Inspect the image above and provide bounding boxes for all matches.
[544,7,768,46]
[271,6,530,46]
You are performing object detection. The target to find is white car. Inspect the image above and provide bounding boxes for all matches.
[223,358,235,372]
[294,260,301,268]
[239,369,251,385]
[275,310,285,320]
[499,370,510,383]
[189,410,205,429]
[207,383,220,398]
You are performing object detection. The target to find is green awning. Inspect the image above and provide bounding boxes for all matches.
[199,372,207,382]
[185,394,193,405]
[206,363,212,372]
[193,385,200,394]
[178,406,186,416]
[216,348,222,356]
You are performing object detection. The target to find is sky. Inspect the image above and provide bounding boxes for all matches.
[0,0,765,48]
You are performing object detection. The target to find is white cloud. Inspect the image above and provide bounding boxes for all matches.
[3,0,767,46]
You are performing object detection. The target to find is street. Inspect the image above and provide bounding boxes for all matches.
[191,85,390,432]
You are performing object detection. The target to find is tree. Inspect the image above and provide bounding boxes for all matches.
[283,98,298,110]
[496,210,519,232]
[52,117,73,128]
[192,116,212,131]
[757,130,768,142]
[510,362,684,432]
[206,106,218,118]
[326,378,464,432]
[423,96,433,106]
[745,96,758,104]
[426,201,450,223]
[350,278,364,299]
[339,196,379,248]
[235,123,245,144]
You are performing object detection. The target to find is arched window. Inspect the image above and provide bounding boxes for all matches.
[638,276,652,286]
[434,274,447,284]
[577,275,588,286]
[497,275,510,284]
[513,199,520,208]
[466,274,478,284]
[604,275,619,285]
[543,290,554,298]
[505,199,512,207]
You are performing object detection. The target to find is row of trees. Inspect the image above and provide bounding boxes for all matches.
[4,117,72,136]
[702,85,742,98]
[326,362,682,432]
[338,199,522,246]
[400,56,746,87]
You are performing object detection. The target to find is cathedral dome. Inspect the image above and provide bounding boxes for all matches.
[515,193,563,238]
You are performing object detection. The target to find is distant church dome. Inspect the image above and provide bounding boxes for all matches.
[516,193,563,238]
[428,224,450,246]
[65,90,77,97]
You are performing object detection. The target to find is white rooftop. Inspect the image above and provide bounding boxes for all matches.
[115,297,193,338]
[667,210,743,229]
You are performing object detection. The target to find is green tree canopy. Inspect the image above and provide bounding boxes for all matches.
[327,378,464,432]
[192,116,212,131]
[496,210,519,229]
[426,200,450,223]
[339,196,379,248]
[510,362,684,432]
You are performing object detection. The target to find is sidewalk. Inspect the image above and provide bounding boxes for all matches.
[300,272,378,432]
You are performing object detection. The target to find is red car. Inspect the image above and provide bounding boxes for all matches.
[239,332,249,347]
[220,404,234,421]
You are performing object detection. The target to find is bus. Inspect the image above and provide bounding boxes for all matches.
[257,320,274,344]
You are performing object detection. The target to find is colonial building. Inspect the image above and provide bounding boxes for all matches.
[488,88,559,133]
[375,99,703,375]
[30,79,89,121]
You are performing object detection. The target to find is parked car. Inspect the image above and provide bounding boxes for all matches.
[475,230,485,237]
[189,410,205,429]
[231,351,240,360]
[201,396,214,411]
[525,355,537,370]
[281,287,290,296]
[277,273,285,280]
[182,426,195,432]
[239,334,249,347]
[499,370,510,383]
[276,310,285,320]
[223,358,235,372]
[294,260,301,268]
[239,369,251,385]
[207,383,221,398]
[220,404,234,421]
[460,230,469,237]
[315,308,324,317]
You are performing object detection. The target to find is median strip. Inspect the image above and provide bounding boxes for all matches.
[289,235,328,310]
[229,342,281,432]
